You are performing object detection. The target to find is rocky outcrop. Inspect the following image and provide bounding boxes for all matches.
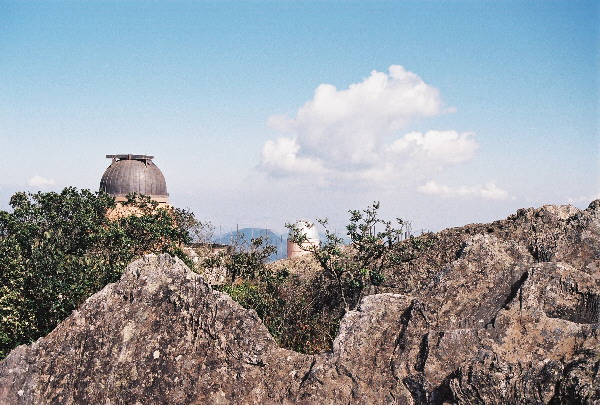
[1,201,599,404]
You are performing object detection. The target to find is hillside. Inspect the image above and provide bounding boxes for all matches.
[0,201,598,404]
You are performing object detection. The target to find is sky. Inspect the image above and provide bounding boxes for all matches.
[1,1,599,236]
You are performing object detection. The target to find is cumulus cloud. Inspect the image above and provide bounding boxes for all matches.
[418,180,511,200]
[261,137,327,176]
[260,65,506,197]
[264,65,446,171]
[386,130,478,168]
[27,175,55,189]
[261,65,473,183]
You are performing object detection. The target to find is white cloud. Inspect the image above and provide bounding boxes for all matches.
[261,137,327,176]
[418,180,511,200]
[262,65,448,176]
[260,65,508,198]
[261,65,477,184]
[386,130,479,169]
[27,175,55,189]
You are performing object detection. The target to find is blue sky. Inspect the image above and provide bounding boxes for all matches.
[1,1,598,234]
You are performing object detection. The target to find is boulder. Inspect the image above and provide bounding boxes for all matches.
[1,201,598,404]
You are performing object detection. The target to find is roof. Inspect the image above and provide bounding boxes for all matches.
[288,220,320,242]
[99,154,168,197]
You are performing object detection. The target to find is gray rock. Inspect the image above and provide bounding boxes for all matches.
[1,201,599,404]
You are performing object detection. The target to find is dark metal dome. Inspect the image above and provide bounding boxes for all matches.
[100,154,168,198]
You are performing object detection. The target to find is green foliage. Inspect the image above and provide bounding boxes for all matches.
[0,187,196,359]
[213,202,416,354]
[203,235,277,282]
[287,202,409,311]
[265,271,342,354]
[217,270,341,354]
[205,233,340,353]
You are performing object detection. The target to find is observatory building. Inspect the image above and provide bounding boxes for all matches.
[100,154,169,207]
[287,220,320,259]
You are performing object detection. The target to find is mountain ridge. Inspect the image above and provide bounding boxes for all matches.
[1,201,598,404]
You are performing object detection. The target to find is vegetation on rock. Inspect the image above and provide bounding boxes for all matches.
[0,188,197,359]
[1,190,432,357]
[287,202,414,311]
[1,201,598,404]
[202,202,424,354]
[200,234,337,353]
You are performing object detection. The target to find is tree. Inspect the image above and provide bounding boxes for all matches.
[287,202,409,311]
[205,202,426,354]
[202,233,277,283]
[206,234,338,354]
[0,188,197,359]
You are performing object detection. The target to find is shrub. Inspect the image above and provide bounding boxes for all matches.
[0,188,197,359]
[218,268,341,354]
[287,201,409,311]
[212,202,416,354]
[202,234,277,283]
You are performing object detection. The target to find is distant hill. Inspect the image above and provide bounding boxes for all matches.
[213,227,343,261]
[214,228,287,260]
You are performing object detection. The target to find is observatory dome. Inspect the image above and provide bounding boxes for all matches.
[100,154,168,203]
[288,220,320,243]
[287,220,320,259]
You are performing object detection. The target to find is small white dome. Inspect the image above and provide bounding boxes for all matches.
[288,220,319,242]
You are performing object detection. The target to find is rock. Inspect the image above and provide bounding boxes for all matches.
[1,201,599,404]
[0,255,311,404]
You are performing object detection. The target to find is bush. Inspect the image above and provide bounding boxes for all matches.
[218,268,341,354]
[287,201,409,311]
[202,234,277,283]
[203,234,340,354]
[211,202,416,354]
[0,188,197,359]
